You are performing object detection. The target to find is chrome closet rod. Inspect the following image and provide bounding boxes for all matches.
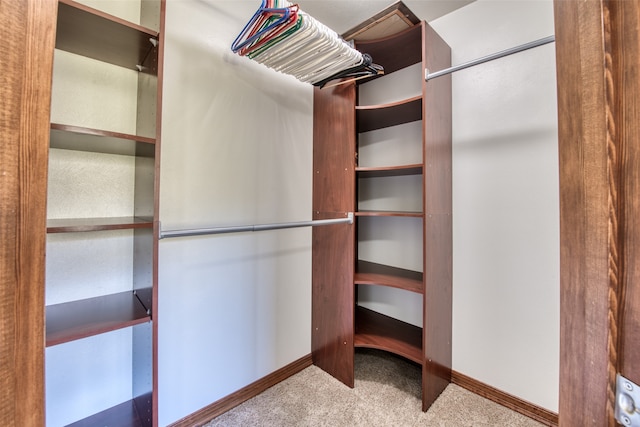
[425,35,556,81]
[159,212,354,239]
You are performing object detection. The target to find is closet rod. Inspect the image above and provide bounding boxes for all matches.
[159,213,354,239]
[425,35,555,81]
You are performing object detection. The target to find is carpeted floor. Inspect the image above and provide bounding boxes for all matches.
[204,348,545,427]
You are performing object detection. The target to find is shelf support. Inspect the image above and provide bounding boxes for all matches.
[159,212,354,239]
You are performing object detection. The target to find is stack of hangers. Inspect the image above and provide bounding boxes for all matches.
[231,0,383,87]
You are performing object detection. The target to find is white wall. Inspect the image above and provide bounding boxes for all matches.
[430,0,559,412]
[158,1,313,425]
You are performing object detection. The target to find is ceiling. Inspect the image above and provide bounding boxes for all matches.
[297,1,475,35]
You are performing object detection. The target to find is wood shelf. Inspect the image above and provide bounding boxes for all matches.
[356,95,422,133]
[50,123,155,156]
[56,0,159,74]
[355,260,423,293]
[354,306,422,364]
[66,397,150,427]
[356,163,423,177]
[46,291,151,347]
[356,210,423,218]
[47,216,153,233]
[355,24,423,76]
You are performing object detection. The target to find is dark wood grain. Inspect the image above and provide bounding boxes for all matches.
[356,95,422,133]
[312,84,356,214]
[554,1,612,425]
[452,371,558,426]
[46,216,153,233]
[356,163,422,177]
[312,84,356,387]
[46,291,151,347]
[421,22,452,410]
[50,123,156,156]
[423,23,452,216]
[354,306,422,364]
[0,0,56,425]
[56,0,158,73]
[168,355,313,427]
[355,260,423,294]
[355,24,423,75]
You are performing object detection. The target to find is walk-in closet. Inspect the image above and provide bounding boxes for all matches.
[5,0,637,426]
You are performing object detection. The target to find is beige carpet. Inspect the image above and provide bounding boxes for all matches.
[204,348,545,427]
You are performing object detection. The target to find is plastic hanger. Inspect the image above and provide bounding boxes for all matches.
[239,5,300,57]
[231,0,384,86]
[231,0,293,53]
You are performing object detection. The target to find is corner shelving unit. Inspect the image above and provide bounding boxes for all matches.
[312,17,451,412]
[45,1,163,426]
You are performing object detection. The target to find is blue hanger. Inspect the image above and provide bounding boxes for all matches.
[231,1,293,53]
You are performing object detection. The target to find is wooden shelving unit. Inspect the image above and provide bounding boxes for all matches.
[313,14,451,412]
[356,95,422,132]
[356,163,423,177]
[354,260,423,294]
[65,397,151,427]
[45,1,163,426]
[355,211,423,218]
[50,123,155,156]
[56,0,159,73]
[354,306,423,364]
[47,216,153,233]
[46,291,151,346]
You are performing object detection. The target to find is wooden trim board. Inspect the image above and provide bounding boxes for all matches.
[451,371,558,427]
[168,354,313,427]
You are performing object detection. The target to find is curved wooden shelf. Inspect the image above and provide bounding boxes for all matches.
[57,0,159,74]
[355,24,423,76]
[354,306,422,364]
[50,123,155,156]
[356,95,422,133]
[47,216,153,233]
[46,291,151,347]
[356,163,422,177]
[355,260,423,293]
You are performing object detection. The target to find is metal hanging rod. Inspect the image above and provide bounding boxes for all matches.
[425,35,555,81]
[159,212,354,239]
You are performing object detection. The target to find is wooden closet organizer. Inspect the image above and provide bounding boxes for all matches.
[312,13,452,411]
[45,0,164,425]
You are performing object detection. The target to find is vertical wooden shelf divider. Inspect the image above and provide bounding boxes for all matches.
[312,13,451,413]
[312,83,357,388]
[421,22,453,411]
